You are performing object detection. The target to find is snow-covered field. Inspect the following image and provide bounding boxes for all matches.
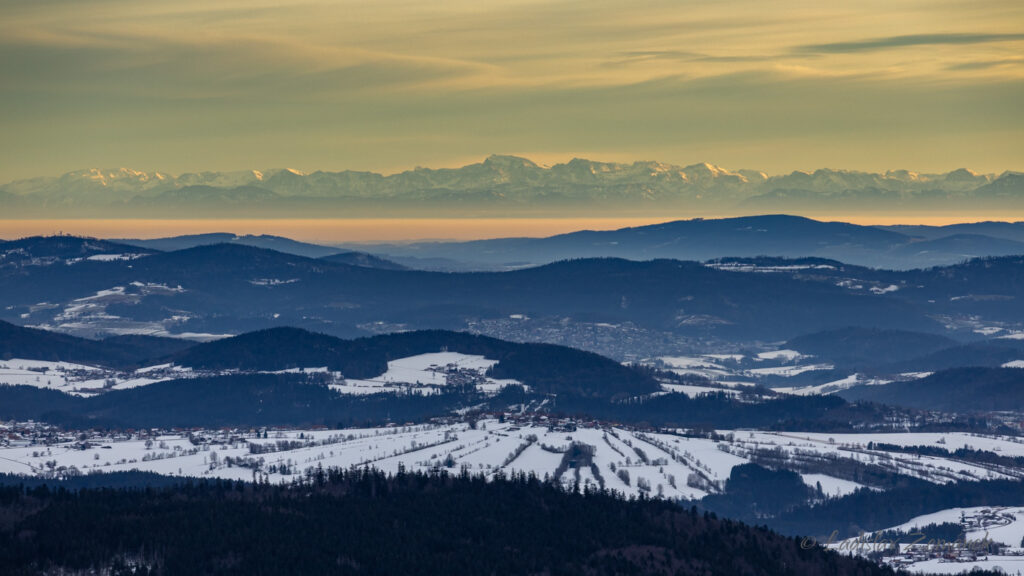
[26,283,231,341]
[653,349,834,384]
[0,341,954,401]
[0,352,523,397]
[0,359,178,396]
[772,374,890,396]
[756,349,804,362]
[896,557,1024,574]
[336,352,523,395]
[645,346,959,397]
[723,431,1024,484]
[0,421,744,499]
[647,349,856,395]
[658,383,740,398]
[3,423,1022,501]
[774,431,1024,456]
[745,363,834,377]
[658,356,737,380]
[832,506,1024,574]
[801,473,865,498]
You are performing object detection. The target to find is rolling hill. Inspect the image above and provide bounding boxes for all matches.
[0,242,948,345]
[0,320,192,369]
[168,327,659,399]
[347,215,1024,270]
[784,328,959,369]
[0,469,895,576]
[840,367,1024,412]
[117,233,342,259]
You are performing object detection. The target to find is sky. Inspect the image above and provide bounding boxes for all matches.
[0,0,1022,184]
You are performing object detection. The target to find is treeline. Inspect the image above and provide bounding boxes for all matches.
[168,328,660,399]
[0,471,191,491]
[0,375,474,429]
[555,393,910,431]
[0,468,897,576]
[0,377,940,432]
[785,327,956,370]
[0,320,191,369]
[701,464,816,521]
[841,367,1024,412]
[871,522,966,546]
[700,465,1024,540]
[869,442,1024,469]
[0,322,659,400]
[879,338,1024,374]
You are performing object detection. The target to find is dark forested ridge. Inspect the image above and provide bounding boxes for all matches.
[0,236,157,267]
[0,375,930,431]
[167,328,659,399]
[116,232,342,259]
[319,250,408,270]
[0,321,193,369]
[840,367,1024,412]
[756,478,1024,541]
[2,240,951,343]
[0,375,474,428]
[698,464,1024,541]
[0,323,1007,430]
[554,391,908,432]
[876,339,1024,373]
[785,327,959,369]
[342,215,1024,270]
[0,469,896,576]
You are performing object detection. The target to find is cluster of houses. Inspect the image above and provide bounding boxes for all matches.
[0,419,275,450]
[884,508,1024,569]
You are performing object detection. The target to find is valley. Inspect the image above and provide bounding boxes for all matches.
[2,224,1023,575]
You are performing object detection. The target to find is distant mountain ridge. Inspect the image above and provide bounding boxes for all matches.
[0,236,155,265]
[0,320,192,369]
[351,215,1024,270]
[116,233,404,268]
[167,327,657,399]
[1,156,1019,217]
[0,321,657,401]
[5,226,1024,349]
[11,214,1019,271]
[0,238,950,343]
[840,367,1024,412]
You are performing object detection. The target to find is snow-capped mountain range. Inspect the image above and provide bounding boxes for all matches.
[1,156,1020,217]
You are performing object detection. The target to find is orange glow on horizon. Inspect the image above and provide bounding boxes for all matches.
[1,215,1023,244]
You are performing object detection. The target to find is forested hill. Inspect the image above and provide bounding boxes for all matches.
[318,250,408,270]
[0,322,659,400]
[0,469,896,576]
[168,327,659,399]
[3,241,949,343]
[840,367,1024,412]
[784,327,958,369]
[0,320,192,369]
[0,236,157,266]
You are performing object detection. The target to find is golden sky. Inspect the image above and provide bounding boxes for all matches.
[1,0,1022,182]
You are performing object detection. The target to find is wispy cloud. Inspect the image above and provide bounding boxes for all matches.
[946,58,1024,71]
[0,0,1022,181]
[606,50,775,67]
[796,33,1024,54]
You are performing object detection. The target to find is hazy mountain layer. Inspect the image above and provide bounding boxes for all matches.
[103,215,1024,271]
[351,215,1024,270]
[1,156,1019,217]
[0,240,950,346]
